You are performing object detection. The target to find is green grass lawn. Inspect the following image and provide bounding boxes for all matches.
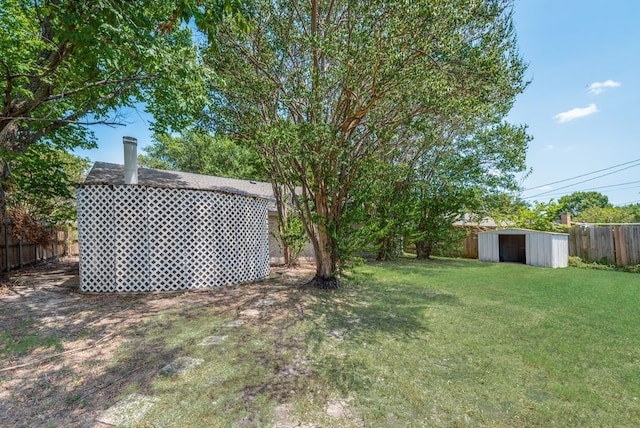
[129,258,640,427]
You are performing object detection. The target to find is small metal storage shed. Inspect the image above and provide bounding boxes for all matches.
[478,228,568,268]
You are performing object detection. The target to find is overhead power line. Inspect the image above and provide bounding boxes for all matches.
[524,162,640,199]
[522,180,640,199]
[523,157,640,192]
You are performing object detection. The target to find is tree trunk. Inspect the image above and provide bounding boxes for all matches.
[415,240,433,260]
[308,225,340,289]
[272,183,294,266]
[0,160,10,282]
[376,236,395,261]
[305,188,340,288]
[377,234,404,261]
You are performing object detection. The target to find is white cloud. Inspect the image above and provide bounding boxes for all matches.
[543,144,554,151]
[587,80,621,94]
[554,103,598,123]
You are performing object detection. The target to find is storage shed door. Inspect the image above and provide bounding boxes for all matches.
[499,234,526,264]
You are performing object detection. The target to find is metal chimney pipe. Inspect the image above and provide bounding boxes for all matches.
[123,136,138,185]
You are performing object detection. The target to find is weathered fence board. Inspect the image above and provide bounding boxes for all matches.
[1,224,78,273]
[569,225,640,266]
[461,231,479,259]
[440,228,481,259]
[590,227,615,264]
[621,225,640,265]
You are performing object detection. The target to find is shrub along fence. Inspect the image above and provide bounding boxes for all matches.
[1,223,78,273]
[568,224,640,266]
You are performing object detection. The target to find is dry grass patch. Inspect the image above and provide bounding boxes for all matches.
[2,257,639,427]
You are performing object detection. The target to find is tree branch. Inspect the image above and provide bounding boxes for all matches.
[1,60,13,117]
[4,116,124,126]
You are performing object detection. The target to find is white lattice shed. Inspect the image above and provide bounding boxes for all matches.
[77,162,271,292]
[478,228,568,268]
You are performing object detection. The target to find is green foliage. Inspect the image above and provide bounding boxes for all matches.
[555,191,611,218]
[205,0,528,278]
[568,256,616,271]
[510,200,564,232]
[277,214,307,264]
[345,159,413,260]
[139,130,266,180]
[575,205,636,224]
[569,257,640,274]
[623,264,640,274]
[624,203,640,222]
[4,143,90,225]
[407,123,529,259]
[349,122,530,261]
[0,0,223,148]
[428,226,470,257]
[0,0,247,232]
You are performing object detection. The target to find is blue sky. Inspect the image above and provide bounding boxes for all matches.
[508,0,640,206]
[75,0,640,206]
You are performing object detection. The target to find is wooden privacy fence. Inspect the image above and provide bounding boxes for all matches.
[1,223,79,273]
[568,225,640,266]
[438,228,481,259]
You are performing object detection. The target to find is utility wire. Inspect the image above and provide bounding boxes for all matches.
[522,157,640,192]
[525,162,640,199]
[522,180,640,199]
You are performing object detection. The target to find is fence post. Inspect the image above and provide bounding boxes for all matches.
[3,217,10,273]
[64,228,69,256]
[582,226,590,261]
[613,226,629,266]
[18,239,23,269]
[617,227,629,266]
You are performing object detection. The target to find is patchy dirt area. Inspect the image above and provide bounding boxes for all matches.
[0,258,317,428]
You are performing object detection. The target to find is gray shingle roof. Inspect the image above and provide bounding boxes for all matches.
[83,162,275,205]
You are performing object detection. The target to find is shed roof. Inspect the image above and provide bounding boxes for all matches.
[478,228,568,236]
[83,162,275,205]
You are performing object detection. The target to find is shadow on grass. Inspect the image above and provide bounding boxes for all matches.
[0,289,186,427]
[297,258,471,398]
[0,258,475,426]
[0,261,300,427]
[304,260,463,344]
[0,256,334,427]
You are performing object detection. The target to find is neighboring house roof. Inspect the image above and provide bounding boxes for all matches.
[83,162,276,208]
[452,214,513,229]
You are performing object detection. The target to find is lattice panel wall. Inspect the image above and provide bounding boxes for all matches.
[77,185,269,292]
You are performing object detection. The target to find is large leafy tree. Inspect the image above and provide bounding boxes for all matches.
[555,191,611,218]
[511,200,563,232]
[358,121,529,261]
[139,130,267,181]
[0,0,245,225]
[574,206,636,224]
[625,204,640,223]
[205,0,527,286]
[409,123,529,259]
